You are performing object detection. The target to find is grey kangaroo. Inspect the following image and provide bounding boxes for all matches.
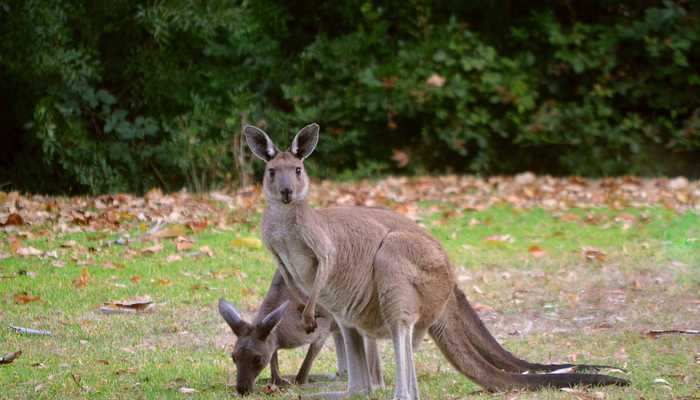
[244,123,628,399]
[218,271,384,395]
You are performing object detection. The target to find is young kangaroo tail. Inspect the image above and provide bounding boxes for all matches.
[453,287,621,373]
[429,288,629,392]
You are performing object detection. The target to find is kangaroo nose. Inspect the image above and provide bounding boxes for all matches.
[236,384,250,395]
[280,188,292,203]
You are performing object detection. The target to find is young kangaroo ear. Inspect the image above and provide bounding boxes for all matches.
[243,125,278,161]
[291,123,319,160]
[218,298,250,337]
[256,300,290,340]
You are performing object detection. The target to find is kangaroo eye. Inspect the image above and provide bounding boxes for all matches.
[295,167,302,176]
[231,353,237,362]
[268,168,275,178]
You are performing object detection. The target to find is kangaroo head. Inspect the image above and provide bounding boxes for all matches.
[243,123,319,205]
[218,298,289,395]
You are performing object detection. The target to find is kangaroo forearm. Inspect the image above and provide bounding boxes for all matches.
[272,255,307,304]
[303,259,330,315]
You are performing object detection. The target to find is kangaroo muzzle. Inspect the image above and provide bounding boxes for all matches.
[236,384,251,395]
[280,188,292,204]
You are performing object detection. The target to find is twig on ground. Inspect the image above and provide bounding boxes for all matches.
[9,326,53,336]
[70,372,85,391]
[646,329,700,339]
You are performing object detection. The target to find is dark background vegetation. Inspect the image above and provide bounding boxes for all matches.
[1,0,698,194]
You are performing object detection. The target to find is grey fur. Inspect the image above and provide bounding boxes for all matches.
[218,271,383,395]
[245,124,628,399]
[218,272,335,395]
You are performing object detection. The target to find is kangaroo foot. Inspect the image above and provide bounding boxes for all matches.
[271,377,292,387]
[302,388,372,400]
[333,371,348,381]
[301,391,350,400]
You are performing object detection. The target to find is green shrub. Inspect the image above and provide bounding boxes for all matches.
[0,0,698,193]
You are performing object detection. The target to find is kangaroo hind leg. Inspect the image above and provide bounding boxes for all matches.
[302,326,372,399]
[391,321,420,400]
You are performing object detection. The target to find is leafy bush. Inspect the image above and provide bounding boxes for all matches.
[0,0,698,193]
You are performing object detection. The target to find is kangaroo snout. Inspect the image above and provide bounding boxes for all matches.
[236,383,251,395]
[280,188,293,203]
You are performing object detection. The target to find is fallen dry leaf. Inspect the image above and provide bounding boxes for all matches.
[166,254,182,263]
[583,247,606,263]
[515,171,536,185]
[101,296,155,314]
[186,220,208,233]
[14,293,42,304]
[560,213,580,222]
[176,240,193,252]
[73,267,89,288]
[527,245,547,258]
[141,243,163,254]
[158,278,172,286]
[0,350,22,365]
[560,388,605,400]
[9,236,21,254]
[130,275,141,284]
[16,246,43,257]
[199,245,214,257]
[151,224,186,239]
[231,237,262,249]
[262,384,279,394]
[1,213,24,226]
[668,176,689,190]
[485,234,515,244]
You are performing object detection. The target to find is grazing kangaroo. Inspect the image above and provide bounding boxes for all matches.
[244,123,628,399]
[219,271,384,395]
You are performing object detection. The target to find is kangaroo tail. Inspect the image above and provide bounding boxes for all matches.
[452,287,623,373]
[429,288,629,391]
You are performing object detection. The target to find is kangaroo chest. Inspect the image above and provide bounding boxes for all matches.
[264,226,317,291]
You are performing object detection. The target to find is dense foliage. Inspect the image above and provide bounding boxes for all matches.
[1,1,699,194]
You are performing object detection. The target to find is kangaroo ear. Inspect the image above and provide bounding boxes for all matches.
[218,298,250,337]
[291,123,319,160]
[243,125,278,161]
[256,301,289,340]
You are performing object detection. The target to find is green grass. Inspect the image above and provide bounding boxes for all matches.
[1,205,698,399]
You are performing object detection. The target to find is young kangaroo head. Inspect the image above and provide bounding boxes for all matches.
[218,298,289,395]
[243,123,319,205]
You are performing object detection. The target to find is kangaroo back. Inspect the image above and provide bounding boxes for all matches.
[429,287,629,391]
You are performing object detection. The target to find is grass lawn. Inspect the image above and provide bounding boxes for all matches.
[1,189,699,399]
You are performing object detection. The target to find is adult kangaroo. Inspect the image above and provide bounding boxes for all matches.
[244,123,628,399]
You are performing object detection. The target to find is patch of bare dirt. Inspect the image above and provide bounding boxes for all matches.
[462,261,700,342]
